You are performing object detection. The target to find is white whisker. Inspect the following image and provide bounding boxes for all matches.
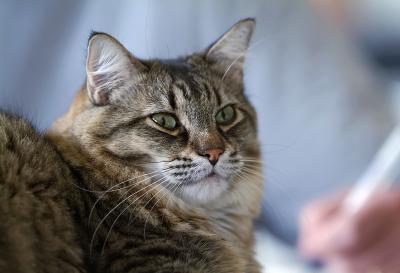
[142,179,184,239]
[99,176,170,255]
[90,169,173,256]
[88,169,165,225]
[221,37,267,82]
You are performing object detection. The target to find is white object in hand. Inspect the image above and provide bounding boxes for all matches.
[344,126,400,213]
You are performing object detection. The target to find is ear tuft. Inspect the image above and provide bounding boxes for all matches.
[86,33,145,106]
[206,18,256,78]
[88,30,106,43]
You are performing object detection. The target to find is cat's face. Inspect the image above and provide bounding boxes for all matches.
[68,19,261,206]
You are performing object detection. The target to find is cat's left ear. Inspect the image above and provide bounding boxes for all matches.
[86,32,147,106]
[205,18,255,78]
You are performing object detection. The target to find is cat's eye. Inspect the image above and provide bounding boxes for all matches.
[151,113,178,130]
[216,105,236,125]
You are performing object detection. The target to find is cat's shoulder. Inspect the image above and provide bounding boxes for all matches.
[0,111,71,190]
[0,110,45,150]
[0,111,86,273]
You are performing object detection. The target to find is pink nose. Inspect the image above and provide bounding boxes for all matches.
[203,148,224,165]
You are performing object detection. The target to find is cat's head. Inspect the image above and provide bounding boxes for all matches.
[54,19,262,208]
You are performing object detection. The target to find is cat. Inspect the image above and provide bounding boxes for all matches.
[0,18,263,273]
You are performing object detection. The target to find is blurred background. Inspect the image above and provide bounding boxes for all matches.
[1,0,400,272]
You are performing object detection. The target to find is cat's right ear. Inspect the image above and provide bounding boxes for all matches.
[204,18,255,80]
[86,32,147,106]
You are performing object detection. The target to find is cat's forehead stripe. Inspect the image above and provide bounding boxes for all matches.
[174,81,191,101]
[167,87,177,110]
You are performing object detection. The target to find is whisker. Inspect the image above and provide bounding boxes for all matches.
[99,176,169,255]
[220,37,267,82]
[234,171,263,191]
[234,167,293,235]
[142,181,177,240]
[241,167,264,177]
[137,158,175,164]
[89,170,173,256]
[88,168,169,224]
[239,159,263,163]
[234,168,266,193]
[251,162,290,182]
[142,178,185,239]
[240,167,295,204]
[241,164,264,172]
[165,180,181,208]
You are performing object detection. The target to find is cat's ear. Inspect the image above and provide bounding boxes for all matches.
[86,32,147,106]
[205,18,255,78]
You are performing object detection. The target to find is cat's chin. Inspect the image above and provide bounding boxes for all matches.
[174,175,229,205]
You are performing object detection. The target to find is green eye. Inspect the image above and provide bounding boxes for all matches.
[216,105,236,125]
[151,113,178,130]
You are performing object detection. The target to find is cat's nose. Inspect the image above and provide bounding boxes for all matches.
[201,148,224,166]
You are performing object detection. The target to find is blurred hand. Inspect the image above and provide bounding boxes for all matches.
[298,189,400,273]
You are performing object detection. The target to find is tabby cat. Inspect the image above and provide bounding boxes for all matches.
[0,18,263,273]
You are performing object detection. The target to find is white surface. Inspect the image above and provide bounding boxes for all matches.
[344,126,400,213]
[255,231,329,273]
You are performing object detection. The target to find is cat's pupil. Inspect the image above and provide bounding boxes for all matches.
[221,111,226,120]
[160,116,166,126]
[152,113,177,130]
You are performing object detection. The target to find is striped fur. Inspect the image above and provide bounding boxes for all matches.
[0,112,85,273]
[0,19,263,273]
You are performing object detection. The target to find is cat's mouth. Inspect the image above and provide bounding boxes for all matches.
[176,171,221,187]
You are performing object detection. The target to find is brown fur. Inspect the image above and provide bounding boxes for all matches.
[0,112,85,273]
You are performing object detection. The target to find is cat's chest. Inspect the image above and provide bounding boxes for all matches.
[206,209,253,247]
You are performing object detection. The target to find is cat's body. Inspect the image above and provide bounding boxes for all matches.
[0,112,250,273]
[0,113,85,273]
[0,19,263,273]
